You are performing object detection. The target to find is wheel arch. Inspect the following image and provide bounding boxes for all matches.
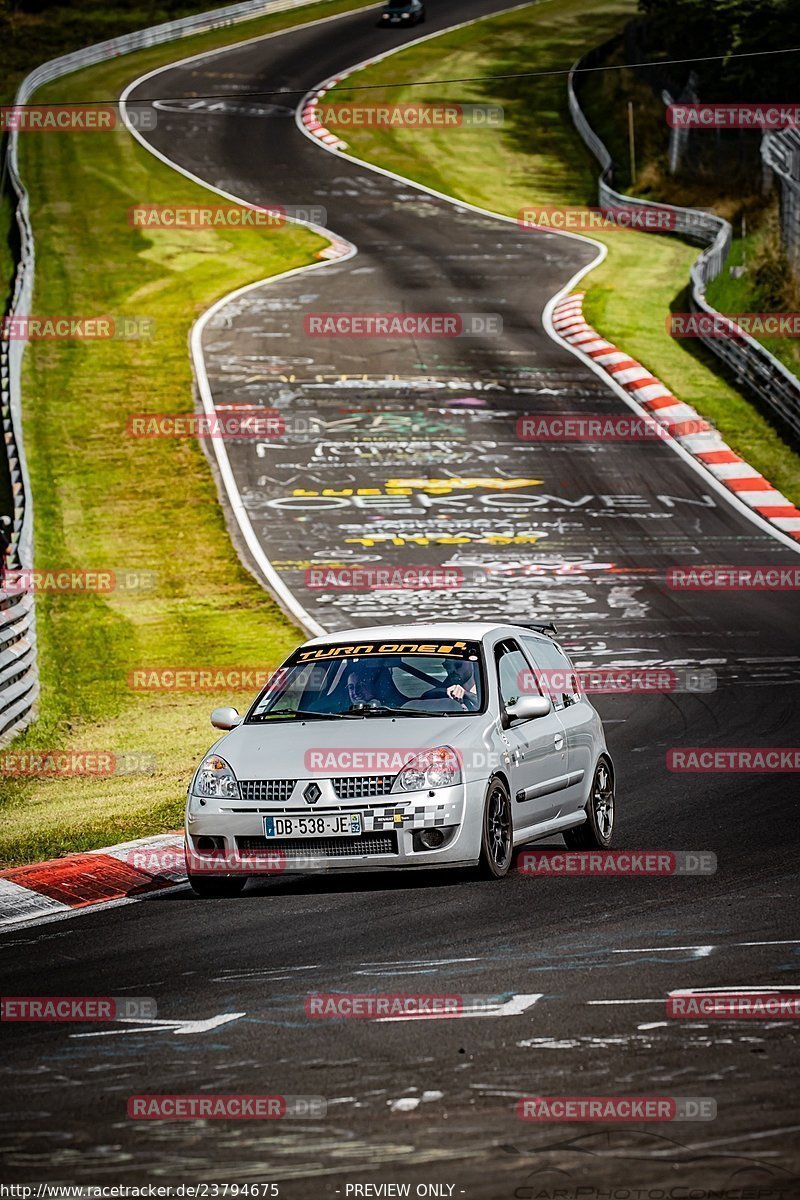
[487,768,511,796]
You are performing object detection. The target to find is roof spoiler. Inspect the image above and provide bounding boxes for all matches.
[521,622,558,637]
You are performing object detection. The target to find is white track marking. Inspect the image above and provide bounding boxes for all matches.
[591,985,800,1007]
[71,1011,245,1037]
[189,265,353,637]
[588,998,664,1005]
[736,939,800,947]
[613,939,800,953]
[376,993,543,1021]
[669,1125,800,1152]
[670,985,800,994]
[611,945,716,956]
[359,957,481,966]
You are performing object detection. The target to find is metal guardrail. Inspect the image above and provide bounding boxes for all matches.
[0,0,326,745]
[762,127,800,281]
[567,48,800,444]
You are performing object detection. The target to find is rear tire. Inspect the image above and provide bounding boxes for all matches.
[188,874,246,898]
[478,778,513,878]
[563,757,614,849]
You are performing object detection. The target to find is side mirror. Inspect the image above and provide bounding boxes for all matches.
[210,706,241,730]
[506,694,552,723]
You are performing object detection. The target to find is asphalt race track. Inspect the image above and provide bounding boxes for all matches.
[2,2,800,1195]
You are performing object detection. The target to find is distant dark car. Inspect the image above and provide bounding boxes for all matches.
[378,0,425,26]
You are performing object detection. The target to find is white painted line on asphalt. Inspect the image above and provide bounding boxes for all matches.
[611,945,715,956]
[670,1124,800,1152]
[587,998,663,1004]
[354,968,452,977]
[376,993,543,1021]
[360,957,481,966]
[189,260,354,638]
[736,939,800,947]
[213,964,323,981]
[613,939,800,953]
[71,1011,246,1038]
[592,984,800,1006]
[670,985,800,994]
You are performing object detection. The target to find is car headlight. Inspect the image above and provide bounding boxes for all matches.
[394,746,462,792]
[192,755,240,799]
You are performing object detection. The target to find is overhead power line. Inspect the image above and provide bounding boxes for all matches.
[5,44,800,106]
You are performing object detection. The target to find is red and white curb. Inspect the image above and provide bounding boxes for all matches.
[300,78,349,151]
[552,293,800,543]
[296,84,351,260]
[291,75,350,260]
[0,832,186,928]
[299,52,388,154]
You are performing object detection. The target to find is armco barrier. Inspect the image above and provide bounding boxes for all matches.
[0,0,331,745]
[568,45,800,443]
[762,127,800,283]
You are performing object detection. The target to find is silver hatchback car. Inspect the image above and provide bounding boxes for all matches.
[185,622,615,896]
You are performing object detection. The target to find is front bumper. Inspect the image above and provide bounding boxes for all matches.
[185,777,488,874]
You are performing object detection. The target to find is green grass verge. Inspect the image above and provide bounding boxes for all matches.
[323,0,800,505]
[0,0,376,866]
[706,215,800,380]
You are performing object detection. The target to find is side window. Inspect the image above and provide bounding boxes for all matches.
[494,640,534,710]
[521,636,581,710]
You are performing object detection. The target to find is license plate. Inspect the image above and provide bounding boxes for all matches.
[263,813,362,838]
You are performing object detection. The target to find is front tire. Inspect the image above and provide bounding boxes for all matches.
[478,778,513,878]
[563,757,615,849]
[188,874,246,898]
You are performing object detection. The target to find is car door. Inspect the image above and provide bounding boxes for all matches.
[521,634,595,816]
[493,639,569,833]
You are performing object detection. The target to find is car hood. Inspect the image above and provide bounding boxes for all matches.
[210,714,477,780]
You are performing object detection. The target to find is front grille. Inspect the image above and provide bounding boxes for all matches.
[332,775,395,800]
[236,834,398,858]
[240,779,296,803]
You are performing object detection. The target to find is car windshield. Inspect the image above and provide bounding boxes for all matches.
[247,639,484,721]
